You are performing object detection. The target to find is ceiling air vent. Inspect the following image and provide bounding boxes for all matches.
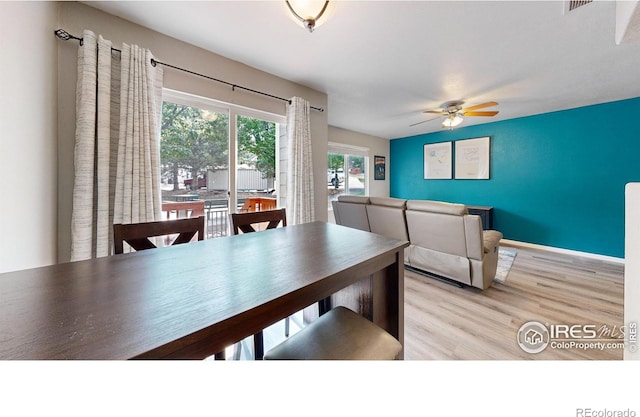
[565,0,593,13]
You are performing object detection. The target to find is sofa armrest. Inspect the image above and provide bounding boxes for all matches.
[482,230,503,253]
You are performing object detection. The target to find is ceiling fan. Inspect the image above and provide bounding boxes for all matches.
[411,100,499,129]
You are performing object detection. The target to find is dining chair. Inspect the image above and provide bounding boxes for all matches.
[113,216,205,254]
[263,306,402,360]
[230,207,287,234]
[229,208,288,360]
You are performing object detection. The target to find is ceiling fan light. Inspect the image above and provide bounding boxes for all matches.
[442,112,464,128]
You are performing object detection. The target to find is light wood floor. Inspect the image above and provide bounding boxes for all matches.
[403,244,625,360]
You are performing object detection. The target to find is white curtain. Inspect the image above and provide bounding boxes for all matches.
[286,96,315,225]
[70,30,163,261]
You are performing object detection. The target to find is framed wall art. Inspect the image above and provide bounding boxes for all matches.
[374,155,386,180]
[423,142,452,179]
[454,136,491,179]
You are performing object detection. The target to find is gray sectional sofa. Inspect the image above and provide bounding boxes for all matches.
[332,196,503,289]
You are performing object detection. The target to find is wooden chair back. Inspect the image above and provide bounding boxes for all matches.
[113,216,205,254]
[230,208,287,235]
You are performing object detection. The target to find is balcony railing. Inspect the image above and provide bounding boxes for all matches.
[205,201,230,238]
[162,198,277,239]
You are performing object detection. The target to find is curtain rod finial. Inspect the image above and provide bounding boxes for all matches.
[54,29,70,40]
[54,28,83,45]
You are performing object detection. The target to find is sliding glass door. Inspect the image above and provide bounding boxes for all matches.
[327,143,368,221]
[160,89,285,237]
[235,114,279,213]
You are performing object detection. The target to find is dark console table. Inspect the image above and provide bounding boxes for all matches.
[467,205,494,230]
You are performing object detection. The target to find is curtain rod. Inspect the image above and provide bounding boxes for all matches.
[54,29,324,112]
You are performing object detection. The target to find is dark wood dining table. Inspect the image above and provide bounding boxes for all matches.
[0,221,408,360]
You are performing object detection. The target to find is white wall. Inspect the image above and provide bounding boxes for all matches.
[0,2,58,273]
[328,126,390,197]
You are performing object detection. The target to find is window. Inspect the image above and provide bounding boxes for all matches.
[160,89,285,237]
[327,142,369,221]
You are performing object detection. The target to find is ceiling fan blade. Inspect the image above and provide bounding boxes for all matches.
[463,111,499,117]
[462,101,498,112]
[410,116,441,127]
[424,110,447,115]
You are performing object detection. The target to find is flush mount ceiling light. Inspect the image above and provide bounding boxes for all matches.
[286,0,330,33]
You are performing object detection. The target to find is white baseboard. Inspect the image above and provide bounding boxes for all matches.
[500,239,625,265]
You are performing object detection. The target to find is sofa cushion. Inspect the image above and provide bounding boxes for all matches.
[406,209,468,257]
[369,197,407,209]
[366,204,409,242]
[333,200,370,231]
[406,200,467,216]
[337,195,370,204]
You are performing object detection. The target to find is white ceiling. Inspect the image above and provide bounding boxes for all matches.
[85,1,640,139]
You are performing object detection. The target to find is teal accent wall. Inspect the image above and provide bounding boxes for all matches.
[390,97,640,258]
